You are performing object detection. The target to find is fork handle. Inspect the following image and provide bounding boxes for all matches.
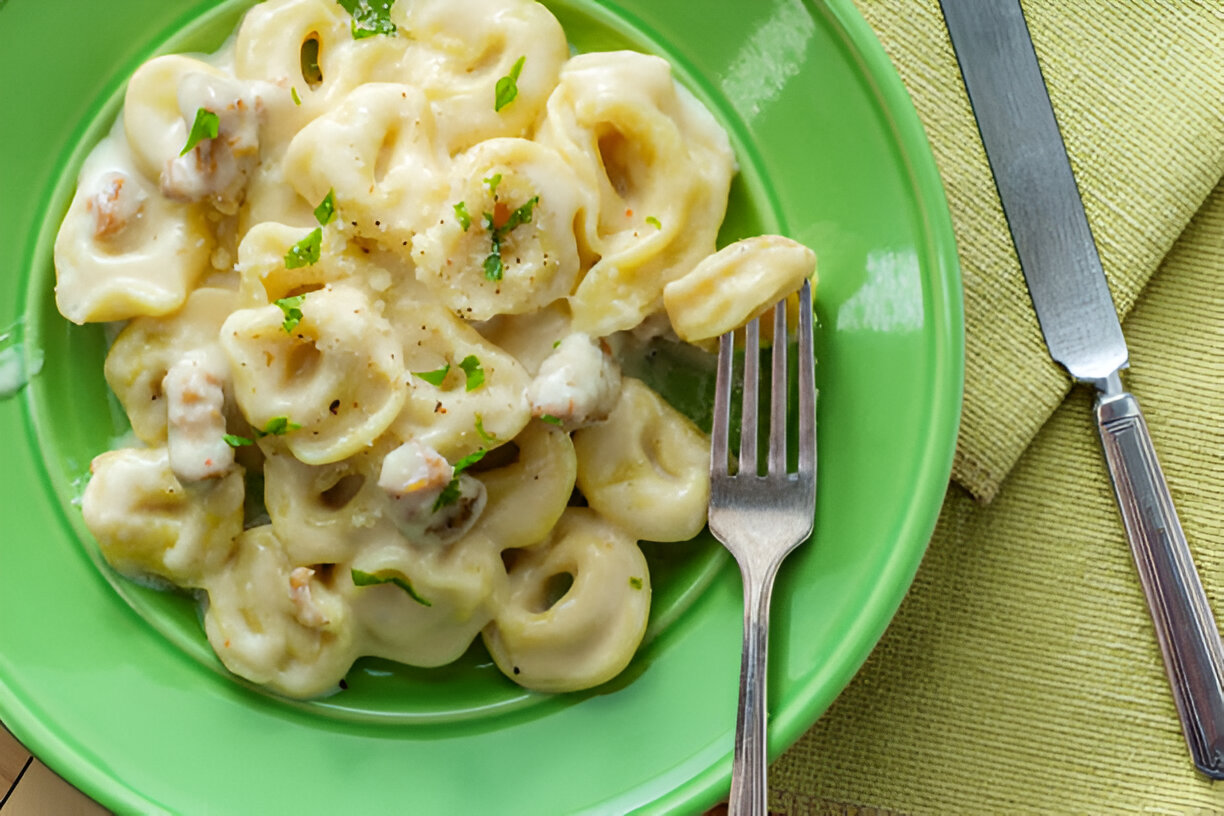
[728,558,779,816]
[1096,388,1224,778]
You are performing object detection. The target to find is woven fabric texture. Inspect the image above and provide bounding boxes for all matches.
[858,0,1224,502]
[770,148,1224,815]
[766,2,1224,812]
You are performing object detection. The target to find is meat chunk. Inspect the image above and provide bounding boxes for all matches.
[526,333,622,430]
[161,72,261,215]
[163,349,233,482]
[379,440,486,546]
[87,171,148,240]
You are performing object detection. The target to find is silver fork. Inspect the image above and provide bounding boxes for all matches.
[709,279,817,816]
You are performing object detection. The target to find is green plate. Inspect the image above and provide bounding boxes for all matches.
[0,0,962,812]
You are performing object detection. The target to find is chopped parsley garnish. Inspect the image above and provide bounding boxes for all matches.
[646,216,662,230]
[475,414,496,445]
[452,449,487,472]
[503,195,540,232]
[494,56,526,112]
[482,251,504,282]
[313,189,336,225]
[629,576,643,590]
[453,201,472,231]
[275,294,306,333]
[434,449,488,511]
[539,414,563,426]
[290,87,302,106]
[337,0,396,39]
[350,568,431,606]
[257,416,301,437]
[412,363,450,386]
[224,416,299,446]
[180,108,219,156]
[284,227,322,268]
[459,355,484,391]
[481,195,539,281]
[483,173,502,197]
[552,339,562,349]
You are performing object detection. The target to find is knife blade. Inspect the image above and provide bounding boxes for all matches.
[940,0,1224,779]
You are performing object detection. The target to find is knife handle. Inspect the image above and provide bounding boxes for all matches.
[1096,389,1224,778]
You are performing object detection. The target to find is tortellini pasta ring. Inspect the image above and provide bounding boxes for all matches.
[572,377,711,543]
[201,525,358,699]
[54,142,214,325]
[411,137,593,320]
[394,0,569,154]
[482,508,651,692]
[663,235,818,343]
[81,446,244,588]
[220,283,406,465]
[282,82,449,248]
[104,286,239,444]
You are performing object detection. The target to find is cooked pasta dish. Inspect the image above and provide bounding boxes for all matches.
[53,0,817,698]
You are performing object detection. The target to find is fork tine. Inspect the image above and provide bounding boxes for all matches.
[768,297,789,474]
[797,279,816,475]
[711,331,733,476]
[739,317,760,476]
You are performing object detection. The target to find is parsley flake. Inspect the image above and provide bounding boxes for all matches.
[453,201,472,231]
[539,414,563,426]
[494,56,526,112]
[351,568,431,606]
[275,294,306,333]
[433,449,488,511]
[452,449,488,473]
[475,414,496,445]
[290,87,302,106]
[646,216,662,230]
[483,173,502,197]
[481,195,539,282]
[483,250,504,281]
[337,0,396,39]
[223,433,254,448]
[413,363,450,386]
[314,189,336,225]
[180,108,219,156]
[284,227,322,268]
[256,416,301,437]
[458,355,484,391]
[629,576,644,590]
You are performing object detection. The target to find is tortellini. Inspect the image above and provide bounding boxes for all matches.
[392,0,569,153]
[384,299,532,461]
[105,287,238,444]
[283,82,449,246]
[202,525,357,698]
[411,138,593,320]
[221,283,406,464]
[573,378,711,543]
[538,51,737,336]
[82,447,244,587]
[54,140,214,325]
[483,508,651,692]
[664,236,817,342]
[56,0,819,700]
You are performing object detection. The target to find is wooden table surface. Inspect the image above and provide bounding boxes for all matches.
[0,725,107,815]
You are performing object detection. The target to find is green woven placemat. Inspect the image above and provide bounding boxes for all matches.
[771,164,1224,815]
[858,0,1224,502]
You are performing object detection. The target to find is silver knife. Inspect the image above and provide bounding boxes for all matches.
[940,0,1224,778]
